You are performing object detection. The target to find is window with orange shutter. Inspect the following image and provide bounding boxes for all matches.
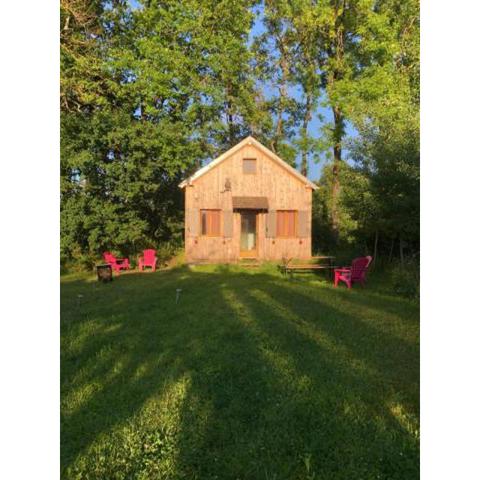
[276,210,297,237]
[200,210,221,236]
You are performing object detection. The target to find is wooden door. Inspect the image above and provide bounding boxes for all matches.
[240,211,257,258]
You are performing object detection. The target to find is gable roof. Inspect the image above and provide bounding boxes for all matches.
[178,136,318,190]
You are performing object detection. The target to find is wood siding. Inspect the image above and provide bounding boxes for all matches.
[184,142,313,262]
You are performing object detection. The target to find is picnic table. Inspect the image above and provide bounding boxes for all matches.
[280,256,337,279]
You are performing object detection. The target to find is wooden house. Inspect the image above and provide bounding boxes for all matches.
[179,136,318,263]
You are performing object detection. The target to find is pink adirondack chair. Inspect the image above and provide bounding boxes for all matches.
[103,252,130,274]
[334,256,372,289]
[138,249,157,272]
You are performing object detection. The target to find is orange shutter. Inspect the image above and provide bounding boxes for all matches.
[200,210,221,236]
[276,211,297,237]
[211,210,220,236]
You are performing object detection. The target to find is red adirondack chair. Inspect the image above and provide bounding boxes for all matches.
[334,256,372,289]
[138,249,157,272]
[103,252,130,274]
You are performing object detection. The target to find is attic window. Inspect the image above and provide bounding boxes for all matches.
[243,158,256,174]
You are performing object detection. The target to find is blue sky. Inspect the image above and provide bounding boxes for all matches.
[127,0,357,181]
[249,14,358,180]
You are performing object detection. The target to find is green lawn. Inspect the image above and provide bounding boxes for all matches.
[61,264,419,480]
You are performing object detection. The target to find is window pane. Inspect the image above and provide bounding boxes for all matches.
[285,212,290,237]
[211,211,220,235]
[243,158,256,174]
[287,211,295,236]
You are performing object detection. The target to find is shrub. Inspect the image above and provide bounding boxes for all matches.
[390,260,419,300]
[155,242,178,267]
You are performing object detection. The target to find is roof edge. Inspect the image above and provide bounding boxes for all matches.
[179,136,318,190]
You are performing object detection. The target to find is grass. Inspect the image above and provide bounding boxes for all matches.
[61,264,419,479]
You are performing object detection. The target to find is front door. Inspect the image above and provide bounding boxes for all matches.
[240,211,257,258]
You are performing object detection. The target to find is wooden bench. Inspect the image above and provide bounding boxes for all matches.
[280,256,336,279]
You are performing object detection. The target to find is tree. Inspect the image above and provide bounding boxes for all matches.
[347,0,420,260]
[60,0,420,266]
[307,0,419,259]
[251,0,300,166]
[61,0,264,264]
[289,1,323,177]
[289,0,403,241]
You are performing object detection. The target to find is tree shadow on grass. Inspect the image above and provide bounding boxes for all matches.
[247,279,420,399]
[208,283,419,479]
[61,267,419,479]
[62,268,263,476]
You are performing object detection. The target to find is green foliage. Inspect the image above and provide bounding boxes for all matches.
[61,266,419,479]
[61,0,264,263]
[61,0,420,269]
[312,160,378,254]
[308,0,419,258]
[390,260,420,300]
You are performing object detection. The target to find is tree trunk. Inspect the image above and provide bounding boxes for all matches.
[399,237,405,267]
[331,105,343,242]
[273,90,284,153]
[388,237,395,263]
[300,93,313,177]
[226,82,235,147]
[372,230,379,269]
[329,1,346,244]
[227,101,234,146]
[272,38,289,153]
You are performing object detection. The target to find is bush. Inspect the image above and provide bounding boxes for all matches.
[390,260,419,300]
[60,241,181,273]
[154,242,178,267]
